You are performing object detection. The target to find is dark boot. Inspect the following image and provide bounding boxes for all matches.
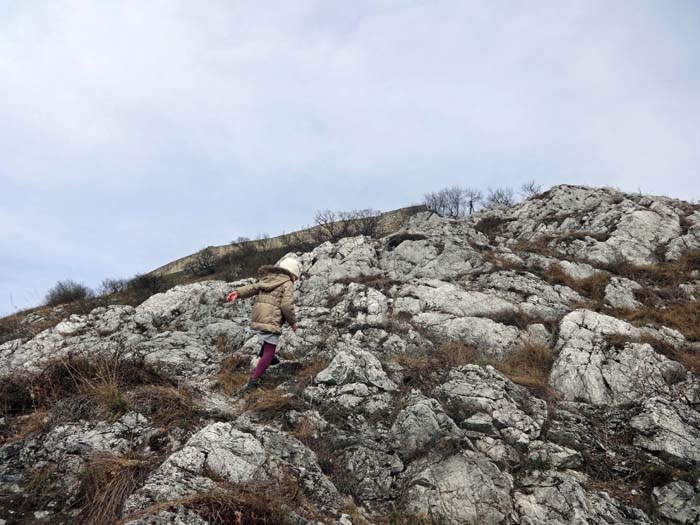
[239,378,259,394]
[270,355,280,366]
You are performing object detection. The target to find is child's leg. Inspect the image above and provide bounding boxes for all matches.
[252,342,277,380]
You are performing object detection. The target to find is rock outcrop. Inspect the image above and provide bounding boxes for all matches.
[1,185,699,524]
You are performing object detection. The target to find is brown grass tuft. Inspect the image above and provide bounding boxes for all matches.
[617,302,700,342]
[127,385,201,429]
[375,512,448,525]
[77,452,156,525]
[215,354,251,396]
[546,263,610,302]
[243,388,304,415]
[334,273,395,291]
[640,335,700,374]
[393,343,483,389]
[134,476,303,525]
[494,341,555,397]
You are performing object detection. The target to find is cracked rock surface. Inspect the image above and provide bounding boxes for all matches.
[2,185,699,524]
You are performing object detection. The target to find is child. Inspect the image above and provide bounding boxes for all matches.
[226,258,301,392]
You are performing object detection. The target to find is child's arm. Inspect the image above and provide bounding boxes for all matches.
[226,282,259,302]
[280,281,297,327]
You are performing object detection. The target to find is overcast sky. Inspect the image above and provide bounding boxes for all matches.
[1,1,699,315]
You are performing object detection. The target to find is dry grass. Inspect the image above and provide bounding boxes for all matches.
[546,263,610,302]
[294,359,331,388]
[606,251,700,287]
[0,409,51,445]
[393,343,483,389]
[481,252,525,271]
[487,308,538,329]
[77,452,156,525]
[375,513,448,525]
[133,476,303,525]
[243,388,304,414]
[493,341,554,397]
[394,341,555,398]
[215,354,251,396]
[640,335,700,374]
[335,273,395,291]
[127,385,201,429]
[474,216,509,241]
[0,353,182,433]
[617,301,700,342]
[512,237,560,258]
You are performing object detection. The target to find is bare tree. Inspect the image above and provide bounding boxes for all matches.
[314,210,346,242]
[255,233,274,251]
[424,186,468,218]
[185,247,218,276]
[99,278,128,295]
[352,208,382,237]
[485,187,516,208]
[230,236,250,245]
[520,180,542,199]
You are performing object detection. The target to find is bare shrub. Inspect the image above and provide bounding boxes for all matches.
[256,233,274,250]
[423,186,471,218]
[127,273,168,295]
[340,208,382,237]
[44,280,93,306]
[519,180,543,199]
[185,247,218,276]
[231,236,250,244]
[484,187,516,208]
[99,278,128,295]
[313,210,346,242]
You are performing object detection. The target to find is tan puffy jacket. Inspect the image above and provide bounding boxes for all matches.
[235,265,296,334]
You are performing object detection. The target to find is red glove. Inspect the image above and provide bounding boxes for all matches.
[226,291,238,303]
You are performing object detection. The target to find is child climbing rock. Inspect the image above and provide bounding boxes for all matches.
[226,258,301,392]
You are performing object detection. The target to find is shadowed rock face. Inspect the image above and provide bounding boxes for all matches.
[1,185,700,524]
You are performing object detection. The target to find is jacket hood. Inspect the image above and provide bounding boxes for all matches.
[256,265,294,291]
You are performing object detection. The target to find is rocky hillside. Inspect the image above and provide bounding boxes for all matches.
[1,185,699,525]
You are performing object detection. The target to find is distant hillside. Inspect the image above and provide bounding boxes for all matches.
[149,205,427,276]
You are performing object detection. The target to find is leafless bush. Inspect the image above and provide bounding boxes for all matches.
[185,247,218,276]
[314,210,346,242]
[99,278,128,296]
[230,236,250,244]
[424,186,483,217]
[520,180,542,199]
[44,280,93,306]
[484,187,516,208]
[341,208,382,237]
[256,233,274,250]
[127,273,167,295]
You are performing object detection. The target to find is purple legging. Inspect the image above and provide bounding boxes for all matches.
[252,342,277,380]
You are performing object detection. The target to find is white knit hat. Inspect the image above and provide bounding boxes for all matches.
[278,258,302,279]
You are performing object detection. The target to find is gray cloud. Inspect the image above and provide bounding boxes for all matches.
[1,1,699,314]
